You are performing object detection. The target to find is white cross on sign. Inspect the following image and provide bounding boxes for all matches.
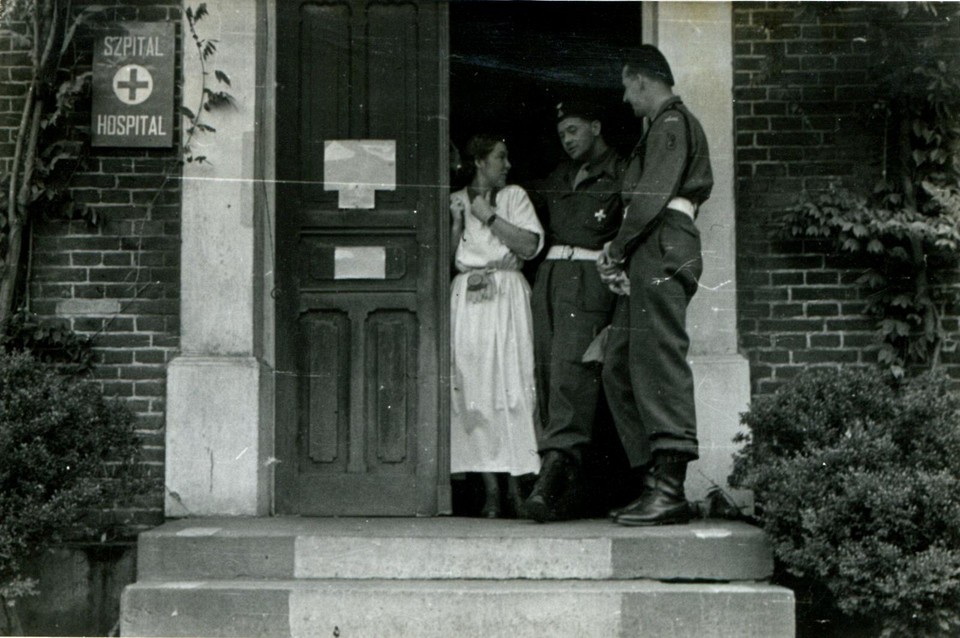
[113,64,153,105]
[594,208,606,222]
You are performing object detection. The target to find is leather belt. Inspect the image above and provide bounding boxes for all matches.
[545,245,604,261]
[666,196,696,220]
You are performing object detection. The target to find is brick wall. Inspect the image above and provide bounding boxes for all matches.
[2,2,182,533]
[733,1,960,395]
[0,18,28,176]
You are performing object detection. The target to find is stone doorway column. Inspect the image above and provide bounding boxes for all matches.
[648,3,752,503]
[164,0,276,516]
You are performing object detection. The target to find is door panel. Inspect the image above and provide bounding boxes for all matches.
[301,311,349,466]
[298,3,350,203]
[276,0,447,515]
[366,310,417,464]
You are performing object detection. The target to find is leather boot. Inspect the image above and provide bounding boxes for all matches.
[479,472,501,518]
[608,465,656,521]
[615,458,692,526]
[506,475,525,519]
[523,451,578,523]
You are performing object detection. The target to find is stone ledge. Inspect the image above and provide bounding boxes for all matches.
[122,579,795,638]
[137,517,773,582]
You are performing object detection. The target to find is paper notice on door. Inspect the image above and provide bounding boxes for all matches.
[324,140,396,209]
[337,184,376,209]
[334,246,386,279]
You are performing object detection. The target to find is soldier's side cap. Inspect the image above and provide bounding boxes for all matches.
[623,44,675,87]
[556,98,602,123]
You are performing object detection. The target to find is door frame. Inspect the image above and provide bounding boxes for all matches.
[436,2,452,514]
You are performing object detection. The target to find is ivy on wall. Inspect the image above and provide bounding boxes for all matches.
[777,3,960,377]
[0,1,234,333]
[0,0,104,327]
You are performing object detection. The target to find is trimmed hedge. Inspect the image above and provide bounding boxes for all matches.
[0,351,147,608]
[731,367,960,637]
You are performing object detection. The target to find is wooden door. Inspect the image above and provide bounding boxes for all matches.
[275,0,449,515]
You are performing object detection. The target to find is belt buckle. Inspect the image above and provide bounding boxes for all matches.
[561,245,574,260]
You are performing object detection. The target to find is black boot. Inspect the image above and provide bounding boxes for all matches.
[615,457,692,526]
[479,472,501,519]
[523,451,578,523]
[505,475,525,519]
[608,465,655,521]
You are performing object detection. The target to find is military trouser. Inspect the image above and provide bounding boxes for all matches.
[602,209,702,468]
[532,259,615,463]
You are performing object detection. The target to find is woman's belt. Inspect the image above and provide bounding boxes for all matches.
[545,245,604,261]
[462,267,501,303]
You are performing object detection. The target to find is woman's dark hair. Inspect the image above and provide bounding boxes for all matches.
[457,133,506,183]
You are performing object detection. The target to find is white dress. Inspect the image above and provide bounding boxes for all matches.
[450,185,544,476]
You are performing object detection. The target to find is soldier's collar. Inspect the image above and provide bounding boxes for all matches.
[582,147,619,180]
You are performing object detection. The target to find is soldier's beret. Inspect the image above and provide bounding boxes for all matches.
[622,44,675,87]
[556,98,602,123]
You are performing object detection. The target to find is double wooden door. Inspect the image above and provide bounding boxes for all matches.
[275,0,448,515]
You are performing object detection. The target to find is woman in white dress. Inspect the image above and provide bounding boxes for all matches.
[450,134,544,517]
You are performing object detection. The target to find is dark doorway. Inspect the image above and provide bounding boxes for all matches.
[448,2,643,517]
[450,1,644,187]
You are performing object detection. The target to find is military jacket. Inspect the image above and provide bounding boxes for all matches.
[540,148,626,251]
[609,96,713,262]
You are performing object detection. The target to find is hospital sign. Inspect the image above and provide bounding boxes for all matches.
[92,23,174,147]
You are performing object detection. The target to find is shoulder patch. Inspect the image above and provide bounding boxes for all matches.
[654,114,686,151]
[657,115,685,131]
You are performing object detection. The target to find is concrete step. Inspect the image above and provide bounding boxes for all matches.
[136,517,774,582]
[121,578,795,638]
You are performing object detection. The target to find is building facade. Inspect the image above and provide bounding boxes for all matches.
[4,0,958,527]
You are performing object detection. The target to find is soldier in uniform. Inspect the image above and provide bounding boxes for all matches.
[523,99,626,523]
[597,45,713,526]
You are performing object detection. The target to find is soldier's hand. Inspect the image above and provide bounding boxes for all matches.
[608,271,630,296]
[597,242,623,279]
[598,267,621,285]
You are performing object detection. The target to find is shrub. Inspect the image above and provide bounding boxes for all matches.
[731,367,960,638]
[0,350,148,633]
[0,309,94,371]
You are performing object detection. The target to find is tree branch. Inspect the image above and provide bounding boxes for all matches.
[0,103,42,320]
[6,82,34,223]
[16,100,43,209]
[38,0,60,80]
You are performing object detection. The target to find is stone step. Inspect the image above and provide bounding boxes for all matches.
[136,517,773,582]
[121,578,795,638]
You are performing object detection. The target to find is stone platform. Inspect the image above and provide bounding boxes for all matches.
[121,517,794,637]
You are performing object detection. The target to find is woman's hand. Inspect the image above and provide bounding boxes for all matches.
[450,195,465,221]
[450,195,465,253]
[470,195,496,225]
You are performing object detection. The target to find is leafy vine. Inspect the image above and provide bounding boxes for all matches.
[180,2,235,165]
[0,2,236,349]
[777,3,960,378]
[0,0,105,327]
